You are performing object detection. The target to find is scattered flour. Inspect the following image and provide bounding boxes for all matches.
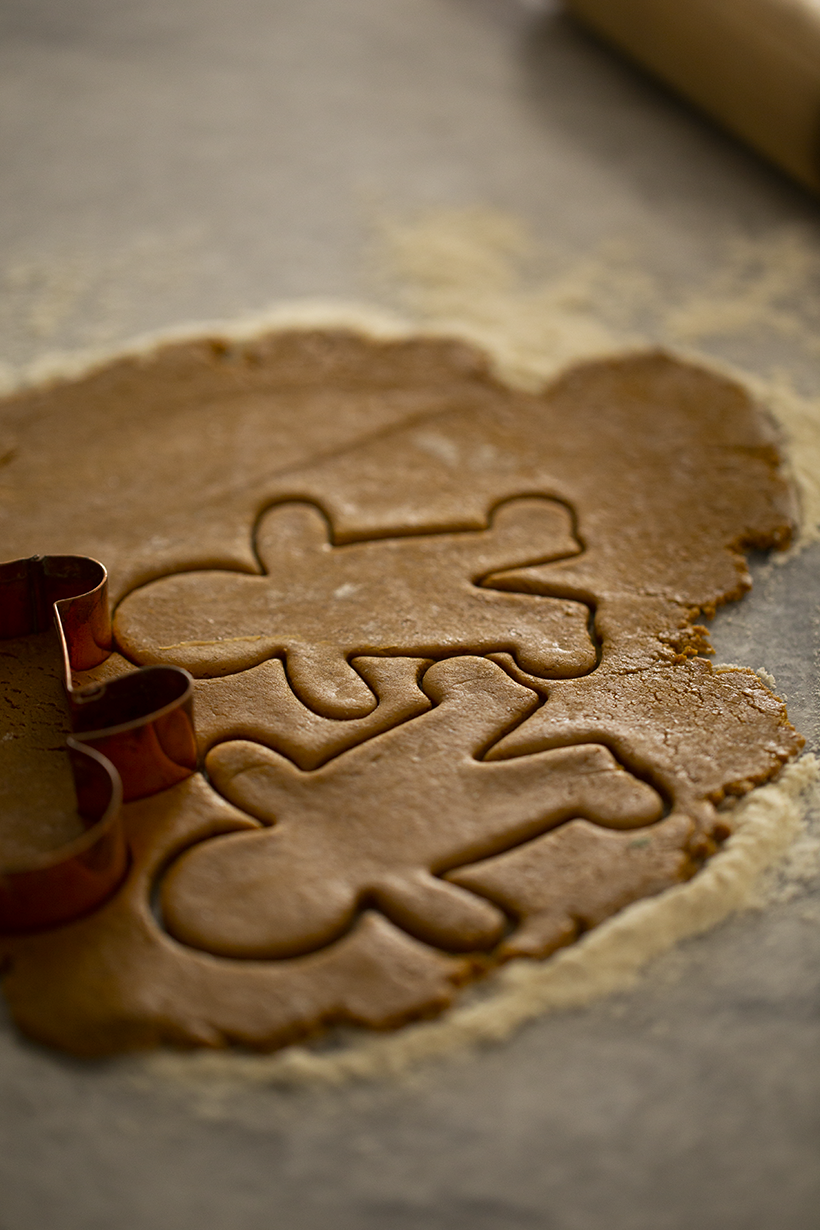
[755,665,780,693]
[662,229,820,349]
[0,226,208,377]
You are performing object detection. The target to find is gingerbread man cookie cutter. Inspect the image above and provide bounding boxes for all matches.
[0,554,196,933]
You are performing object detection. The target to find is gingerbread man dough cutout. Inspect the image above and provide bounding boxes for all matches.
[114,496,596,719]
[162,657,663,958]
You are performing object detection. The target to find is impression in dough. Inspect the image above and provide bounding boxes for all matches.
[0,331,802,1054]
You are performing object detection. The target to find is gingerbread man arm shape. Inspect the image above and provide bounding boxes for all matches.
[114,497,597,719]
[160,658,663,958]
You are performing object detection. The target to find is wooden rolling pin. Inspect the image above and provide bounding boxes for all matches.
[565,0,820,195]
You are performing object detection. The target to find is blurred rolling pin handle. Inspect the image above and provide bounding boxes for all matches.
[565,0,820,196]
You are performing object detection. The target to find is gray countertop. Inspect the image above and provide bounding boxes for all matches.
[1,3,819,1228]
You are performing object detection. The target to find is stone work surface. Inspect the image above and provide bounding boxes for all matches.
[0,331,803,1054]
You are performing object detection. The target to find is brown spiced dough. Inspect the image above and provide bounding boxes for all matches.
[115,496,595,717]
[0,331,804,1055]
[194,655,433,770]
[450,814,696,960]
[163,658,663,960]
[0,631,83,866]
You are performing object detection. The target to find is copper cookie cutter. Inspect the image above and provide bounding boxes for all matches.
[0,555,196,933]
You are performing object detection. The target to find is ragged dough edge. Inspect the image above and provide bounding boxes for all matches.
[2,302,816,1083]
[619,341,820,553]
[145,756,819,1092]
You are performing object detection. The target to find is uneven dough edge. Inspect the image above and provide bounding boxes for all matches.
[3,300,815,1085]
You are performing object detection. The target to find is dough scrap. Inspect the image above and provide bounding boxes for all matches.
[0,330,804,1055]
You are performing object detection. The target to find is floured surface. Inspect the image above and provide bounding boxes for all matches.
[2,4,820,1226]
[0,329,804,1056]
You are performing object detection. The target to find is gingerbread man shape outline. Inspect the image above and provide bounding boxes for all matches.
[113,495,598,720]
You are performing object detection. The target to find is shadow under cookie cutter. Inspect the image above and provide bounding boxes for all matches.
[0,554,196,934]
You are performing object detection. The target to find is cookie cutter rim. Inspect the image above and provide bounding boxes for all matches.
[0,554,196,934]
